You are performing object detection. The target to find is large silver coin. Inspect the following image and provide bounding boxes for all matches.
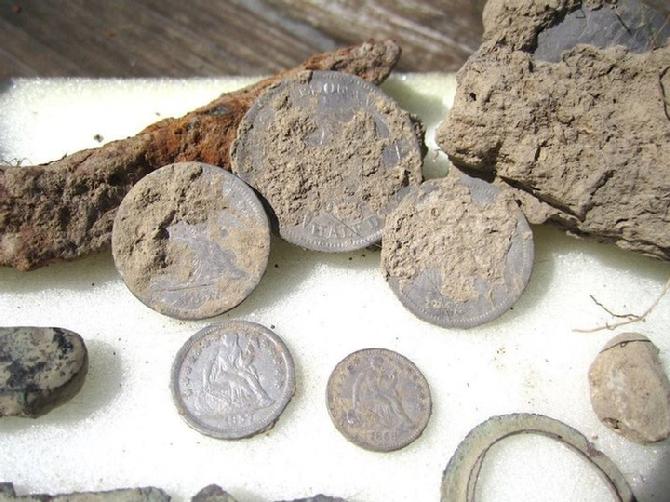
[381,172,534,329]
[231,70,423,252]
[171,321,295,440]
[112,162,270,320]
[326,348,431,452]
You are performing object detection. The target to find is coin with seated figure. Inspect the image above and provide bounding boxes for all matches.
[326,348,431,452]
[111,162,270,320]
[171,321,295,440]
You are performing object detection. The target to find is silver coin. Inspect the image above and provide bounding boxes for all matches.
[171,321,295,440]
[535,0,670,63]
[326,348,431,452]
[112,162,270,320]
[381,172,534,329]
[231,70,423,252]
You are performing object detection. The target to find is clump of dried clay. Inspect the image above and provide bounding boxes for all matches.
[0,484,170,502]
[437,0,670,260]
[0,40,401,271]
[0,326,88,417]
[589,332,670,443]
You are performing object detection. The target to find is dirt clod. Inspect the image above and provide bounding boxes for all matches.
[437,0,670,260]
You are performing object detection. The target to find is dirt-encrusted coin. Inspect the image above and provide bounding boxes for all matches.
[326,348,431,452]
[231,70,424,252]
[171,321,295,440]
[0,326,88,417]
[381,171,534,329]
[112,162,270,320]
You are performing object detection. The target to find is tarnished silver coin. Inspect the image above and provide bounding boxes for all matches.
[112,162,270,320]
[231,70,423,252]
[535,0,670,63]
[381,171,534,329]
[171,321,295,440]
[326,348,431,452]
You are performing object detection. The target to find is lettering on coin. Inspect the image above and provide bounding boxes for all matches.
[326,348,431,452]
[231,70,423,252]
[171,321,295,440]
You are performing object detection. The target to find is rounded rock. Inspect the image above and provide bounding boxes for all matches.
[171,321,295,440]
[381,172,534,329]
[589,333,670,443]
[231,70,423,252]
[0,326,88,417]
[326,348,431,452]
[112,162,270,320]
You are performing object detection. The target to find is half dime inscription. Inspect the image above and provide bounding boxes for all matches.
[326,348,431,452]
[171,321,295,440]
[231,70,424,252]
[112,162,270,320]
[381,172,534,329]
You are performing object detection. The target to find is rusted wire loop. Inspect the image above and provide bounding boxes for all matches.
[441,414,636,502]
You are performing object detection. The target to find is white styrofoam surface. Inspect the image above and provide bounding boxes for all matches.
[0,75,669,502]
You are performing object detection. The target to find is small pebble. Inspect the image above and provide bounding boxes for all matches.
[0,326,88,417]
[589,333,670,443]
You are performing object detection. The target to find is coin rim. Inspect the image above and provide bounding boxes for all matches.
[231,70,423,253]
[170,320,296,440]
[325,347,432,452]
[382,177,535,329]
[111,162,271,320]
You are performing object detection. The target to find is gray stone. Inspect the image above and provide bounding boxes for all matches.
[0,484,170,502]
[191,485,237,502]
[275,497,347,502]
[589,333,670,443]
[0,326,88,417]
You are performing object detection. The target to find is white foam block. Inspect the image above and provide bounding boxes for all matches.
[0,75,669,502]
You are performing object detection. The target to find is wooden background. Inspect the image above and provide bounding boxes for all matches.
[0,0,487,79]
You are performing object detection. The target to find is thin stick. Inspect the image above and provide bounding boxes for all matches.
[574,276,670,333]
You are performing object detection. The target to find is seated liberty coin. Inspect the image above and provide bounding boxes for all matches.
[171,321,295,440]
[112,162,270,320]
[326,348,431,452]
[231,70,424,252]
[381,171,534,329]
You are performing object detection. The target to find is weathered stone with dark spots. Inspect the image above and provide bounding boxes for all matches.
[191,486,237,502]
[0,484,170,502]
[0,326,88,417]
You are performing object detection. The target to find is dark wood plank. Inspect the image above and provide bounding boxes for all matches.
[0,0,484,78]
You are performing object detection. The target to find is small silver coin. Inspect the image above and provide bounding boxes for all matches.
[231,70,423,252]
[112,162,270,320]
[326,348,431,452]
[171,321,295,440]
[381,172,534,329]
